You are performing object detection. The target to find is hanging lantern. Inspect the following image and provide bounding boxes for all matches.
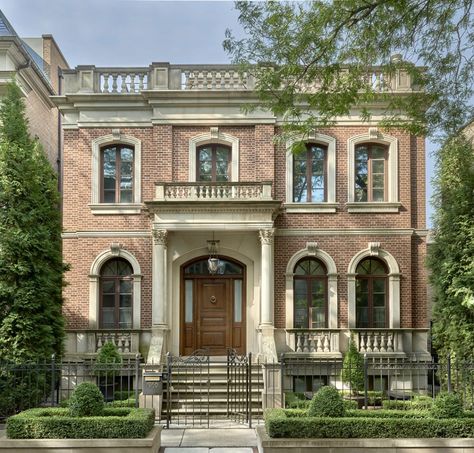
[207,235,220,275]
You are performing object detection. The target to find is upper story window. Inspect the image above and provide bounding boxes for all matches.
[293,144,327,202]
[101,145,134,203]
[294,258,328,329]
[197,144,231,182]
[356,258,387,328]
[355,144,387,202]
[100,258,133,329]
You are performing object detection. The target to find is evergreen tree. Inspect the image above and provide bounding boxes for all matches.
[429,133,474,361]
[342,335,365,394]
[0,81,66,361]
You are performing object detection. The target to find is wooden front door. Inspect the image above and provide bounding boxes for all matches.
[197,279,230,355]
[181,257,246,356]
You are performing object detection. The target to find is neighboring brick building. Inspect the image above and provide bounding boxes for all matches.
[54,64,430,394]
[0,11,68,169]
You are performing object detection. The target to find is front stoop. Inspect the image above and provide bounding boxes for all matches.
[256,426,474,453]
[0,425,161,453]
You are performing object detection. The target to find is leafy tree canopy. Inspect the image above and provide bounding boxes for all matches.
[224,0,474,143]
[0,82,66,361]
[429,132,474,361]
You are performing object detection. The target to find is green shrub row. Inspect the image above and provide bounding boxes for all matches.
[382,396,433,411]
[114,390,135,401]
[265,409,474,438]
[106,397,137,407]
[6,407,155,439]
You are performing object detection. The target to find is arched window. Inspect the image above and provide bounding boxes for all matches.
[101,145,134,203]
[100,258,133,329]
[293,143,327,202]
[293,258,328,328]
[354,143,387,202]
[197,144,231,182]
[356,258,388,328]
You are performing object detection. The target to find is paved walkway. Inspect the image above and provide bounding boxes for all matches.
[161,427,258,452]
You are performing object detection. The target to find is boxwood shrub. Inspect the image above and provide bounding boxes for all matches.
[6,407,155,439]
[264,408,474,438]
[431,392,464,419]
[308,386,345,417]
[382,395,433,410]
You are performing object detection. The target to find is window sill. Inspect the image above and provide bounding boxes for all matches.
[89,203,142,215]
[284,202,338,213]
[346,202,401,213]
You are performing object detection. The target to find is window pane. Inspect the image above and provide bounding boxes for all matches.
[311,307,325,328]
[120,280,132,294]
[185,280,193,323]
[293,175,308,202]
[373,307,385,327]
[311,175,324,190]
[120,190,133,203]
[120,294,132,308]
[373,278,386,293]
[234,280,243,323]
[293,376,306,393]
[371,146,386,159]
[355,188,367,202]
[120,147,133,162]
[216,147,230,160]
[294,158,306,175]
[119,308,132,328]
[102,308,115,328]
[309,260,325,275]
[103,190,115,203]
[117,260,132,276]
[372,174,384,189]
[199,148,211,161]
[356,307,368,327]
[102,280,115,293]
[372,189,384,202]
[199,161,212,175]
[373,293,386,307]
[102,295,115,308]
[372,160,385,174]
[312,156,324,174]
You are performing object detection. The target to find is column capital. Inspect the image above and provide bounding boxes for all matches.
[152,228,168,246]
[259,228,275,245]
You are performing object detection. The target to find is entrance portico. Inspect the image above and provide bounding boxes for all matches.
[145,181,281,363]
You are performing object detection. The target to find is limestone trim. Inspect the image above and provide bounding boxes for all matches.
[91,133,142,210]
[276,228,415,236]
[347,246,400,329]
[347,130,399,207]
[285,246,338,330]
[286,133,337,207]
[89,247,142,329]
[188,131,239,182]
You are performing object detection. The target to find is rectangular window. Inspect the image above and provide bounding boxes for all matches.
[101,145,134,203]
[234,280,243,323]
[355,144,386,202]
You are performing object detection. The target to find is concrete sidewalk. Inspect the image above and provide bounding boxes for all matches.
[160,427,258,452]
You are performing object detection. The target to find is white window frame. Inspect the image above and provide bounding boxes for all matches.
[347,247,400,328]
[189,131,239,182]
[89,248,142,329]
[90,134,142,214]
[285,133,337,213]
[347,131,400,213]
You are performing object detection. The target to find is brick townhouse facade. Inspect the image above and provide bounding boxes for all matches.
[54,64,430,393]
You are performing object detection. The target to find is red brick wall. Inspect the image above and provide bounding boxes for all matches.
[62,124,427,331]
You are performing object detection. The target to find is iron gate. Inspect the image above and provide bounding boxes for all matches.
[164,348,262,427]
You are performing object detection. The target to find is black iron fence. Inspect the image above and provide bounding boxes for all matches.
[1,353,473,423]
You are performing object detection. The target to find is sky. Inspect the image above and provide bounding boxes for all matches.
[2,0,436,227]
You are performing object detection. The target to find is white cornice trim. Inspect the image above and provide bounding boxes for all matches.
[276,228,416,236]
[62,231,151,239]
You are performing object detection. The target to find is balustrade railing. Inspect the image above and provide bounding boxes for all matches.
[66,330,146,354]
[355,329,401,353]
[155,181,273,201]
[64,64,417,94]
[288,329,340,354]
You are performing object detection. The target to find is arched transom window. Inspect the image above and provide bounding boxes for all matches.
[294,258,328,328]
[197,144,231,182]
[293,143,327,202]
[100,258,133,329]
[356,258,388,328]
[101,145,134,203]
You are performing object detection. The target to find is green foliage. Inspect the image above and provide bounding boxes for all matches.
[68,383,104,417]
[0,82,66,361]
[429,135,474,362]
[114,390,134,401]
[6,407,155,439]
[93,342,123,377]
[224,1,474,139]
[341,336,365,393]
[431,392,464,419]
[106,397,136,408]
[382,395,433,411]
[308,386,345,418]
[264,409,474,438]
[284,392,310,409]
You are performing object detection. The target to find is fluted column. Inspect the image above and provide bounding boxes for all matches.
[259,228,275,326]
[152,228,168,326]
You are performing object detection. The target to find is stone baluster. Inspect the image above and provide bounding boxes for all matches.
[308,335,316,353]
[323,334,330,352]
[102,74,110,93]
[315,335,322,352]
[380,332,387,352]
[110,73,118,93]
[358,333,365,353]
[96,334,103,351]
[373,333,380,352]
[296,333,303,352]
[129,73,136,93]
[366,332,373,352]
[123,336,130,353]
[121,73,128,93]
[301,333,308,352]
[387,333,394,352]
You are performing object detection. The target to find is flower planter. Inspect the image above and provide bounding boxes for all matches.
[0,425,161,453]
[256,426,474,453]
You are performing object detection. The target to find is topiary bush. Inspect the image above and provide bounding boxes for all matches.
[68,382,104,417]
[308,386,345,417]
[341,334,364,394]
[431,392,463,419]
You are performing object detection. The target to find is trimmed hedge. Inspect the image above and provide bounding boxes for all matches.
[265,409,474,438]
[431,392,464,419]
[382,395,433,411]
[6,407,155,439]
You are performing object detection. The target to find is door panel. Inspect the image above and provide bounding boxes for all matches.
[197,280,229,355]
